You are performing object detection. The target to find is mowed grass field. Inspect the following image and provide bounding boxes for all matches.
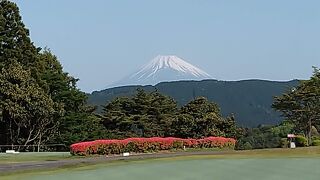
[0,152,74,164]
[1,147,320,180]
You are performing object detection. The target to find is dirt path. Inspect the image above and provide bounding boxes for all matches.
[0,151,230,173]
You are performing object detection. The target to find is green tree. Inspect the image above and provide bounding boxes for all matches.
[101,89,178,138]
[0,1,62,148]
[176,97,236,138]
[170,114,195,138]
[0,0,40,71]
[0,61,63,150]
[101,97,136,138]
[273,67,320,145]
[37,49,107,146]
[235,122,294,150]
[0,1,104,149]
[137,90,177,137]
[57,106,107,145]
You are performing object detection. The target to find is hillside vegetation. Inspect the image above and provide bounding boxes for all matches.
[88,80,299,127]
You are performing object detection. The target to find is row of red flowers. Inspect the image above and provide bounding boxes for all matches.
[70,137,236,156]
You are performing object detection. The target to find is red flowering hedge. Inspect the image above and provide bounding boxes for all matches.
[70,137,236,156]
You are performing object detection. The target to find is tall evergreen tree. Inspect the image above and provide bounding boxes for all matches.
[175,97,237,138]
[37,49,107,145]
[0,0,39,71]
[101,89,178,138]
[0,1,61,148]
[273,67,320,145]
[0,1,105,149]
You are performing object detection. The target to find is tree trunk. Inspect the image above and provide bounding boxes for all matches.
[308,119,312,146]
[8,116,14,150]
[37,134,42,152]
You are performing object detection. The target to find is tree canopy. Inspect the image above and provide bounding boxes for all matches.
[0,0,106,151]
[101,89,237,139]
[273,67,320,145]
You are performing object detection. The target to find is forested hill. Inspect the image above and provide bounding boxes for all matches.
[88,79,299,127]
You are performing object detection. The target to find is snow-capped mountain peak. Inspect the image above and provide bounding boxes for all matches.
[110,55,212,88]
[132,55,211,79]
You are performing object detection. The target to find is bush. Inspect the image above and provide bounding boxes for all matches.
[280,138,289,148]
[173,141,184,149]
[295,136,308,147]
[124,141,137,152]
[243,142,253,150]
[312,140,320,146]
[312,136,320,141]
[70,137,236,156]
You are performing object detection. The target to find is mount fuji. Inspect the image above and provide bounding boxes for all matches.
[110,55,212,88]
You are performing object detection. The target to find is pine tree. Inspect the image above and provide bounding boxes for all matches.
[101,89,178,138]
[273,67,320,145]
[0,0,40,70]
[177,97,235,138]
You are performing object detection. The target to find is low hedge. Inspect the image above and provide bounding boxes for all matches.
[312,140,320,146]
[70,137,236,156]
[295,136,308,147]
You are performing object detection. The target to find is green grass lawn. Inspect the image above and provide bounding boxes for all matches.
[5,156,320,180]
[1,147,320,180]
[0,152,74,164]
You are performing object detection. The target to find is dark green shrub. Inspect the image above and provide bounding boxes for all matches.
[99,143,124,155]
[243,142,253,150]
[280,138,289,148]
[85,146,96,155]
[109,143,123,154]
[173,141,184,149]
[97,144,107,155]
[312,140,320,146]
[312,136,320,141]
[124,141,137,152]
[295,135,308,147]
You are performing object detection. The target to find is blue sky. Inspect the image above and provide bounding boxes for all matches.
[13,0,320,92]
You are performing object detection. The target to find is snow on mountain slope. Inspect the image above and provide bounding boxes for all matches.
[109,55,212,88]
[132,55,211,79]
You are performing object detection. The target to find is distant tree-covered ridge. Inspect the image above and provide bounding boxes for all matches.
[88,79,299,127]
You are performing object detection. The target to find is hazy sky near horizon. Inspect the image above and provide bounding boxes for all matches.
[13,0,320,92]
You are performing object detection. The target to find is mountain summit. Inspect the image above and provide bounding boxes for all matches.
[110,55,212,87]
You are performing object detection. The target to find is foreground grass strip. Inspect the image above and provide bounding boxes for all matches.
[0,152,84,164]
[3,156,320,180]
[0,146,319,180]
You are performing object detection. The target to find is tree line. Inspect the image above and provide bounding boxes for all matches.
[100,89,237,139]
